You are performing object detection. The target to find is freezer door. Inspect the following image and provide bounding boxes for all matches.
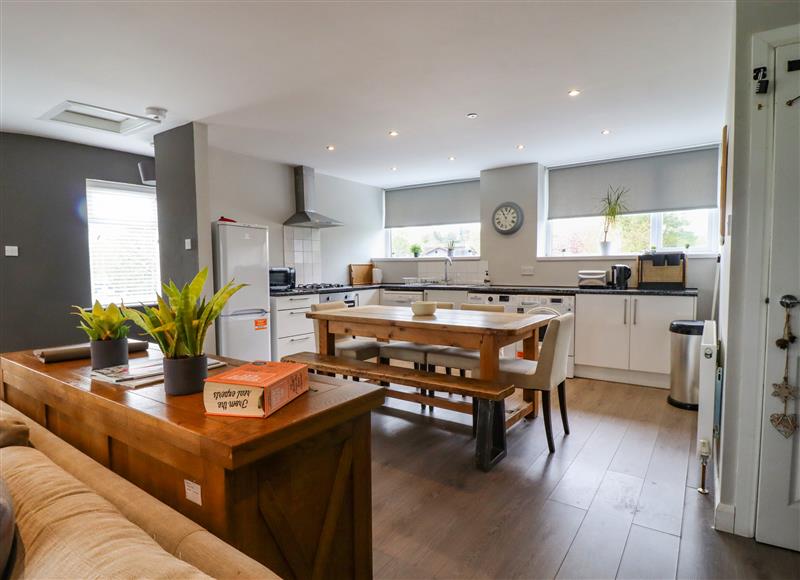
[213,222,270,315]
[216,311,271,361]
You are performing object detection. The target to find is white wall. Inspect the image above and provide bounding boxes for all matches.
[205,145,384,285]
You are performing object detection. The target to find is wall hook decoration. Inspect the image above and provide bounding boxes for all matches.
[771,295,798,438]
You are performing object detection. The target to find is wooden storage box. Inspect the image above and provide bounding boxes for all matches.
[637,253,687,290]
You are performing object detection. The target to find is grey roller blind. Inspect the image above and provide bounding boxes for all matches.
[385,179,480,228]
[548,147,719,220]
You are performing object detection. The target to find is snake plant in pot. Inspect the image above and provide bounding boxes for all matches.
[124,269,245,396]
[72,302,130,369]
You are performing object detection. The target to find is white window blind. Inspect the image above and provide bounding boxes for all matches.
[547,147,719,220]
[385,179,480,228]
[86,179,161,305]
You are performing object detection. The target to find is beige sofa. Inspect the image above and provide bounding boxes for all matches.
[0,400,279,579]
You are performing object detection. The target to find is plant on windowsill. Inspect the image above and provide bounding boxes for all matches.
[72,302,130,370]
[446,240,456,258]
[410,243,422,258]
[599,186,629,256]
[123,268,245,396]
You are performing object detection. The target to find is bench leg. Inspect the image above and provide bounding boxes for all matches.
[378,357,390,387]
[471,398,477,438]
[475,398,507,472]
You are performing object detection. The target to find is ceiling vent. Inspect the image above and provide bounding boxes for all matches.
[40,101,162,134]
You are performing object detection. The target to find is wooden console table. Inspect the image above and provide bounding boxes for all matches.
[0,349,384,579]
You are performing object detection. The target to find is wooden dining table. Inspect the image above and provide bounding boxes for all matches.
[307,305,555,466]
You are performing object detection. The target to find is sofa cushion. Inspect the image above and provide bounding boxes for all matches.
[0,478,15,576]
[0,446,211,580]
[0,419,29,448]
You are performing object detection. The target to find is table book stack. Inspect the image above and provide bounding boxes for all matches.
[203,361,308,418]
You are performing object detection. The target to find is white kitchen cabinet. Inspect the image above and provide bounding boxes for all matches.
[575,293,697,376]
[380,289,424,305]
[423,289,468,308]
[575,294,631,370]
[355,288,380,305]
[629,295,695,374]
[270,294,320,361]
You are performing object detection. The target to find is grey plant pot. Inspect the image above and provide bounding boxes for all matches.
[90,338,128,370]
[163,355,208,396]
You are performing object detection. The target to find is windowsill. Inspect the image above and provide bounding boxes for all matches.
[372,256,483,262]
[537,253,719,262]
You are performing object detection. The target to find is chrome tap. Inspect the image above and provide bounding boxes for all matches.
[443,256,453,284]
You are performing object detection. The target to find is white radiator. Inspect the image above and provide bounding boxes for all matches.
[697,320,718,458]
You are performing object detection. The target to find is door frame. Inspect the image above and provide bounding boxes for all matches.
[718,23,800,538]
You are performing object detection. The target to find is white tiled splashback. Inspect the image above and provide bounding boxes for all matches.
[417,260,489,284]
[283,227,322,285]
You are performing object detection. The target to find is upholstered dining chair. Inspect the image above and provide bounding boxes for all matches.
[426,303,505,374]
[310,302,382,369]
[491,312,574,453]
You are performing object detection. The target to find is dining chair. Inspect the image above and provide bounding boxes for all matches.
[426,303,505,374]
[310,302,381,376]
[490,312,573,453]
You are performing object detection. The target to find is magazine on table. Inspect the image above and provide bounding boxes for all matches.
[91,357,226,388]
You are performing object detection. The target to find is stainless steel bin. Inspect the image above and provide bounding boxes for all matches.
[668,320,704,410]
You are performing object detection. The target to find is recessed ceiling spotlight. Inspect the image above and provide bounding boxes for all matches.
[516,144,525,150]
[568,89,581,97]
[448,156,456,161]
[601,129,611,135]
[465,112,479,119]
[391,166,398,171]
[325,145,335,151]
[388,130,399,137]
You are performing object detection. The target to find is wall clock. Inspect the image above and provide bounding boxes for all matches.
[492,202,524,235]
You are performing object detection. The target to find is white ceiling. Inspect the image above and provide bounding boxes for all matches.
[1,1,734,188]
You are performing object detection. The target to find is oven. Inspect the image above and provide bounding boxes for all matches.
[319,291,359,308]
[269,267,296,292]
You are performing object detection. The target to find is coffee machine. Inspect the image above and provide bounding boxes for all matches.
[610,264,632,289]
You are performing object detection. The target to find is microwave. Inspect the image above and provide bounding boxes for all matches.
[269,267,296,291]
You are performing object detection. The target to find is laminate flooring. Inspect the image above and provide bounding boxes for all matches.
[370,378,800,579]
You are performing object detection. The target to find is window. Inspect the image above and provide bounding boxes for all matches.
[545,208,717,257]
[86,179,161,304]
[388,223,480,258]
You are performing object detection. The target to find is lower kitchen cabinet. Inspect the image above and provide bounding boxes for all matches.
[575,293,696,379]
[270,294,320,361]
[423,289,468,308]
[575,294,631,370]
[629,295,695,374]
[355,288,380,305]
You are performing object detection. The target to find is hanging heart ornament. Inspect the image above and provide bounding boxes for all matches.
[770,412,798,439]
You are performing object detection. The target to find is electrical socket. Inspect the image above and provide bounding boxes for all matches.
[521,265,535,276]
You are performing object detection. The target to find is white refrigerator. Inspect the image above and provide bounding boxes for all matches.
[212,221,271,361]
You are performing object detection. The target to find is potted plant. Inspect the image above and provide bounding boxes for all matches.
[72,301,130,369]
[410,243,422,258]
[123,269,245,396]
[446,240,456,258]
[599,186,629,256]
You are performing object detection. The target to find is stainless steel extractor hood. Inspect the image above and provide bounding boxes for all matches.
[283,166,343,228]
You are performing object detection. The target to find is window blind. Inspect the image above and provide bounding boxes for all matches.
[86,179,161,305]
[547,147,719,220]
[384,179,480,228]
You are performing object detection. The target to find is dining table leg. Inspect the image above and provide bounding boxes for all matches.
[475,336,507,471]
[522,334,540,418]
[316,320,336,376]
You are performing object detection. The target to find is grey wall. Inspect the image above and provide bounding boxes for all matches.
[377,161,718,319]
[153,123,200,286]
[0,132,153,352]
[205,144,384,285]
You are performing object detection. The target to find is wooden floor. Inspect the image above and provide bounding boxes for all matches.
[370,378,800,579]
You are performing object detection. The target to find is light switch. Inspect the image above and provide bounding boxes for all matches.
[184,238,192,250]
[4,245,19,257]
[521,265,535,276]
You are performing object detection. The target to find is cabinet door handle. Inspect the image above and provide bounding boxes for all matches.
[633,298,638,325]
[288,311,306,316]
[288,297,311,301]
[623,299,628,325]
[289,336,311,342]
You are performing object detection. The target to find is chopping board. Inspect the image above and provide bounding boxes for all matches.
[349,263,374,286]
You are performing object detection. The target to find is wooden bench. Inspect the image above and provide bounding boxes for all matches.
[282,351,516,471]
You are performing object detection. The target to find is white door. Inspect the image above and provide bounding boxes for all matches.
[629,296,695,374]
[215,223,270,314]
[756,41,800,551]
[575,294,630,370]
[217,312,271,361]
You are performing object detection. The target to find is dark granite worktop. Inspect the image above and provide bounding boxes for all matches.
[272,284,698,298]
